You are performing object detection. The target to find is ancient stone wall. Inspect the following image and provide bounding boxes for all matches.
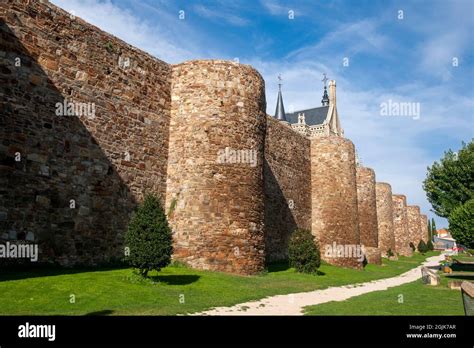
[264,117,311,262]
[406,205,421,248]
[356,167,381,264]
[0,1,428,274]
[166,60,267,274]
[0,1,171,265]
[392,195,412,256]
[375,182,395,257]
[310,136,362,269]
[420,214,429,244]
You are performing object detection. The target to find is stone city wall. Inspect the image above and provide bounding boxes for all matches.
[356,166,381,264]
[375,182,395,257]
[264,117,312,262]
[310,136,362,269]
[0,0,171,265]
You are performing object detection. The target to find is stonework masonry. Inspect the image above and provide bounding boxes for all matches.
[375,183,395,256]
[165,60,267,274]
[311,137,362,269]
[356,167,381,264]
[406,205,422,249]
[1,0,171,265]
[420,214,429,244]
[264,117,311,262]
[392,195,413,257]
[1,0,430,274]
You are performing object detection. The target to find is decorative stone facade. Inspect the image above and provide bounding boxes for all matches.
[375,183,395,256]
[392,195,413,257]
[356,167,381,264]
[406,205,422,249]
[310,137,362,269]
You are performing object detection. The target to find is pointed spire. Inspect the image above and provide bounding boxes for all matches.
[321,73,329,106]
[274,74,287,121]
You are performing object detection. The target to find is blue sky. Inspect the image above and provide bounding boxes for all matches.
[51,0,474,227]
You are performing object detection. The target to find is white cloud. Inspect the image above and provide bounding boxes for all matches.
[287,19,390,61]
[51,0,201,63]
[259,0,289,16]
[194,4,249,26]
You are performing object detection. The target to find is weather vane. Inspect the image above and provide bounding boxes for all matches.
[277,74,282,90]
[321,73,328,88]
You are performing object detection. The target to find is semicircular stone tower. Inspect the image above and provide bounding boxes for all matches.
[166,60,267,275]
[420,214,429,244]
[311,136,362,269]
[406,205,422,248]
[375,182,396,257]
[356,167,381,264]
[392,194,412,256]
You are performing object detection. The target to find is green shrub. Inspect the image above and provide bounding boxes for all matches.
[288,229,320,274]
[125,194,173,277]
[387,248,394,258]
[417,240,428,254]
[427,239,434,251]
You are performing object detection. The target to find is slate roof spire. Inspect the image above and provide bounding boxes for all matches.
[321,73,329,106]
[274,74,287,121]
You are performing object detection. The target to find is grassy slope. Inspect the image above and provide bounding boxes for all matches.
[0,252,438,315]
[304,259,470,316]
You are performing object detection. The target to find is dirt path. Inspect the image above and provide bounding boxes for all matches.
[192,254,444,315]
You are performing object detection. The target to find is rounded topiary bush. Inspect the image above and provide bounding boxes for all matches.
[125,194,173,277]
[288,229,320,274]
[417,240,428,254]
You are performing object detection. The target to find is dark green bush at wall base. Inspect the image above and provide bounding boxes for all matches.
[288,229,321,274]
[125,194,173,278]
[417,240,428,254]
[427,240,434,251]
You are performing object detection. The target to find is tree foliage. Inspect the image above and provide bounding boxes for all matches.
[423,141,474,219]
[125,194,173,277]
[448,199,474,249]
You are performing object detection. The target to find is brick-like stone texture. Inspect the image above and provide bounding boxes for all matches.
[356,167,381,264]
[311,137,362,269]
[420,214,429,244]
[165,60,267,274]
[406,205,422,248]
[392,195,412,256]
[375,182,395,256]
[0,1,171,265]
[264,117,311,262]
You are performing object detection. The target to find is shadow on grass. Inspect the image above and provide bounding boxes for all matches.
[266,261,290,273]
[85,310,115,316]
[150,274,200,285]
[266,261,325,275]
[0,265,127,282]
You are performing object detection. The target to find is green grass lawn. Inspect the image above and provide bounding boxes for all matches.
[304,260,468,316]
[0,252,438,315]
